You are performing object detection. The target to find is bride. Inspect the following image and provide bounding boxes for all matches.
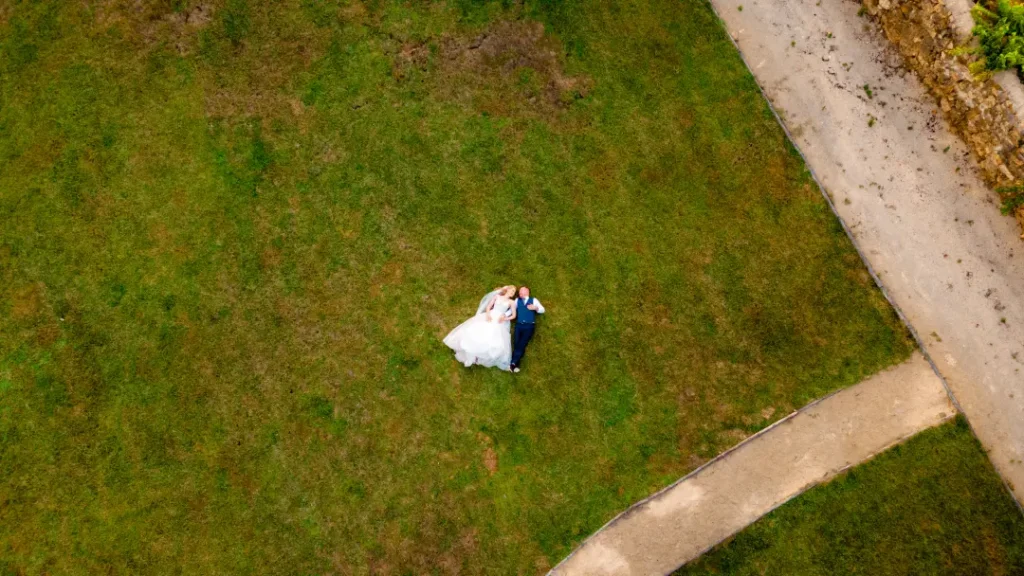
[443,285,517,371]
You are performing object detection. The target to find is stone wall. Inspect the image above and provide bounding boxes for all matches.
[862,0,1024,235]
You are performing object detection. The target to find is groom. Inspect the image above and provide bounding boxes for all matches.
[510,286,545,373]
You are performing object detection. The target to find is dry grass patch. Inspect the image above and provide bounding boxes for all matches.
[391,19,592,119]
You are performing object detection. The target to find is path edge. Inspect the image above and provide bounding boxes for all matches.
[548,356,949,575]
[547,383,843,575]
[666,412,958,574]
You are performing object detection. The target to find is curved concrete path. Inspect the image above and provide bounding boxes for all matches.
[551,353,953,576]
[709,0,1024,502]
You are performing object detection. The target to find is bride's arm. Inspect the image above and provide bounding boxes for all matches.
[507,304,517,323]
[484,295,497,321]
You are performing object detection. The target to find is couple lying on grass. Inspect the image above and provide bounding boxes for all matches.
[443,285,545,373]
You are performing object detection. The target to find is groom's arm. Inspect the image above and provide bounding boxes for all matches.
[530,299,546,314]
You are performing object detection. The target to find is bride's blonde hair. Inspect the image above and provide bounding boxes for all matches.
[502,285,517,297]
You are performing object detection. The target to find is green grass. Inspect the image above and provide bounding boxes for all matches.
[677,417,1024,575]
[0,0,914,573]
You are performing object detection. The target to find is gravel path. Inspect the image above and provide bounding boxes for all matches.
[550,353,953,575]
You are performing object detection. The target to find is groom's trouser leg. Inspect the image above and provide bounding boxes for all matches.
[511,324,535,366]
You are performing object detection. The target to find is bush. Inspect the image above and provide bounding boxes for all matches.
[997,183,1024,214]
[961,1,1024,75]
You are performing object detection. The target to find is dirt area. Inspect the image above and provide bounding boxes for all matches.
[441,21,590,107]
[92,0,215,54]
[394,20,592,116]
[551,353,953,575]
[708,0,1024,502]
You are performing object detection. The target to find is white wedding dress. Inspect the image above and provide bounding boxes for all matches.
[443,296,513,370]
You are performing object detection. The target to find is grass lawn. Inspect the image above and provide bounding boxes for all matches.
[676,417,1024,575]
[0,0,914,573]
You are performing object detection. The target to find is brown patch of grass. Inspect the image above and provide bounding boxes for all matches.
[11,139,65,182]
[847,267,874,287]
[477,432,498,475]
[722,428,748,444]
[983,525,1009,576]
[202,86,296,125]
[339,1,369,23]
[146,221,185,259]
[482,446,498,475]
[34,322,61,347]
[438,531,482,576]
[686,454,708,469]
[402,20,592,118]
[11,283,44,320]
[91,0,215,55]
[459,528,479,554]
[392,41,430,82]
[195,6,332,124]
[168,2,214,29]
[679,110,696,129]
[260,247,282,270]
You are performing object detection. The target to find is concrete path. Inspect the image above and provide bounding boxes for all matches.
[707,0,1024,503]
[551,353,953,576]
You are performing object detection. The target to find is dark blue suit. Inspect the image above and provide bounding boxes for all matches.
[511,297,537,368]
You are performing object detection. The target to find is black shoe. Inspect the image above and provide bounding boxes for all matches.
[510,364,517,373]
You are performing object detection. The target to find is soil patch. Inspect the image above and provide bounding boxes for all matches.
[93,0,215,55]
[395,20,592,116]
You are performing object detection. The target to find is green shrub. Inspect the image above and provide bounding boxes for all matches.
[996,183,1024,214]
[961,1,1024,75]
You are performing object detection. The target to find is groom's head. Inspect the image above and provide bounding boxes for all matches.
[518,286,530,299]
